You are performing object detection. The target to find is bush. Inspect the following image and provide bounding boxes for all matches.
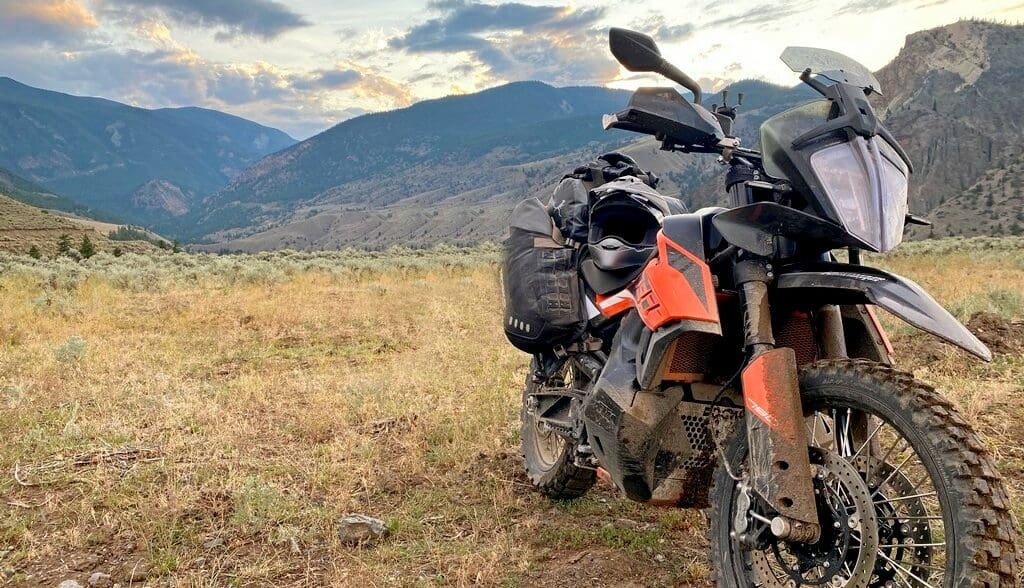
[53,336,87,364]
[27,245,41,259]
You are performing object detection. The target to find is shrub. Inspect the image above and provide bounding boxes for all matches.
[53,336,87,364]
[27,245,41,259]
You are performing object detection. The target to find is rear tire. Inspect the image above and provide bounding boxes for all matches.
[708,359,1018,587]
[521,359,596,500]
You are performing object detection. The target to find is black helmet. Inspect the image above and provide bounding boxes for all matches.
[588,178,665,272]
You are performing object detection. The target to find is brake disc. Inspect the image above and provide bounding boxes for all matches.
[747,450,879,587]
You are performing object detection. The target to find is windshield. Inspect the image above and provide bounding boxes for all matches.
[781,47,881,93]
[760,99,832,180]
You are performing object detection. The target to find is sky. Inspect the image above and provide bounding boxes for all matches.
[0,0,1021,139]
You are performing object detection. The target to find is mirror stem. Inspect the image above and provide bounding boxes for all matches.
[661,61,703,105]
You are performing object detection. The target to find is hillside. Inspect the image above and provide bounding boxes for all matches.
[874,21,1024,238]
[0,78,296,226]
[196,20,1022,251]
[0,194,157,256]
[194,80,812,250]
[0,167,108,220]
[186,82,635,242]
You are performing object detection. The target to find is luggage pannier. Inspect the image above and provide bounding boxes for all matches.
[502,197,586,353]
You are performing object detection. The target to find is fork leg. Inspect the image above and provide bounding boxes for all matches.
[736,259,820,544]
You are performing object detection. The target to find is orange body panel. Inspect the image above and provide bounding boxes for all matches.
[595,290,636,318]
[634,231,720,331]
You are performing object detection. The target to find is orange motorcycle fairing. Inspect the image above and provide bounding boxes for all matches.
[634,231,720,331]
[595,289,636,318]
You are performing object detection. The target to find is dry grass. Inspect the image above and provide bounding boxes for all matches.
[0,238,1022,586]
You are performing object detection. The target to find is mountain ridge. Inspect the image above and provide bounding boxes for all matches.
[195,78,812,250]
[0,77,296,227]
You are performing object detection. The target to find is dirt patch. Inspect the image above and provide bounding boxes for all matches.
[521,547,678,588]
[967,312,1024,355]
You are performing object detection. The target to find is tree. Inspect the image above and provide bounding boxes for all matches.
[112,247,124,257]
[27,245,41,259]
[57,233,72,255]
[79,235,96,259]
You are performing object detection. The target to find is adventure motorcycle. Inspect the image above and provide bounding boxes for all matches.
[502,28,1018,586]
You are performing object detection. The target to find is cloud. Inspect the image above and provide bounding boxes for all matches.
[704,1,809,27]
[0,0,98,45]
[0,38,410,138]
[834,0,919,15]
[631,15,696,43]
[291,68,363,91]
[102,0,311,40]
[388,0,616,85]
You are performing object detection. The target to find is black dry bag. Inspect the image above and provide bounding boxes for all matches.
[502,198,586,353]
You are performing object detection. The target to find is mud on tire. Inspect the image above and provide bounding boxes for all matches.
[708,359,1018,587]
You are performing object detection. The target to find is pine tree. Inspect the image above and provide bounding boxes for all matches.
[79,235,96,259]
[27,245,41,259]
[57,233,72,255]
[113,247,124,257]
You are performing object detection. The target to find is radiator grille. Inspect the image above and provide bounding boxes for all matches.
[776,312,819,366]
[664,331,714,382]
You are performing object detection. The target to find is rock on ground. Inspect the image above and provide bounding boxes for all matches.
[337,514,389,545]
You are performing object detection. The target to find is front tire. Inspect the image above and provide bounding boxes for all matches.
[521,359,596,500]
[709,359,1018,587]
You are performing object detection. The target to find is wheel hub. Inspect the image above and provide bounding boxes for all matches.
[747,449,879,587]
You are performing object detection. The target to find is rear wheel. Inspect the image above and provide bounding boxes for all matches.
[709,359,1017,587]
[521,359,596,500]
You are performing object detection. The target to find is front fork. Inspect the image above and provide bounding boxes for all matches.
[736,259,821,544]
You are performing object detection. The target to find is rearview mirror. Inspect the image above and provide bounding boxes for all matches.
[608,28,704,105]
[609,28,664,72]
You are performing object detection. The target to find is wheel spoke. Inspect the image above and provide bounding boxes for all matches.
[874,491,937,505]
[852,419,885,460]
[726,383,977,587]
[872,452,915,497]
[877,551,938,588]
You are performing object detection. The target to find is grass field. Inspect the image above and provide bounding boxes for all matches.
[0,238,1022,587]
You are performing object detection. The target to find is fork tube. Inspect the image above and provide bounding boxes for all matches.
[735,257,821,543]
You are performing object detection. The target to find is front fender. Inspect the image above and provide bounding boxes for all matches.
[776,262,991,362]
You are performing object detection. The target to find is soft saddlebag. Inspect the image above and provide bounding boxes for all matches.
[502,198,586,353]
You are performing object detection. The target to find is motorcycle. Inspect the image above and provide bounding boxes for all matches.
[508,28,1019,586]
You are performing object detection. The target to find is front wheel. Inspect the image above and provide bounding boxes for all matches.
[709,359,1018,587]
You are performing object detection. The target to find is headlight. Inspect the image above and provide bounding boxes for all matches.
[809,136,908,252]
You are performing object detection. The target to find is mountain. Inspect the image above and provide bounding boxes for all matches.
[185,82,635,242]
[871,20,1024,238]
[0,166,106,219]
[193,79,812,250]
[194,20,1023,251]
[0,78,296,226]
